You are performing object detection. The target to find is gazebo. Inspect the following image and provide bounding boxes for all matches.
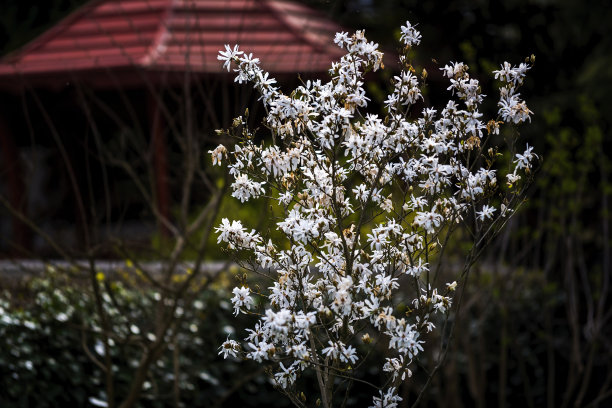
[0,0,346,255]
[0,0,346,85]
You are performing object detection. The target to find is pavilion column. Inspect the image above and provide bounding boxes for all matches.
[148,92,171,237]
[0,111,30,254]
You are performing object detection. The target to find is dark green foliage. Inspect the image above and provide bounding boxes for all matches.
[0,271,281,408]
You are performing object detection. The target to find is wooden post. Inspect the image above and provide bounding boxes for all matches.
[148,92,170,237]
[0,111,30,254]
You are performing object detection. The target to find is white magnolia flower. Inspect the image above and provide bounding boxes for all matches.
[246,340,274,362]
[400,21,421,46]
[230,286,254,315]
[217,44,243,72]
[218,337,241,359]
[214,19,534,406]
[370,387,402,408]
[231,173,265,203]
[274,362,297,388]
[414,211,443,234]
[209,144,227,166]
[476,204,496,221]
[514,144,537,169]
[322,340,340,360]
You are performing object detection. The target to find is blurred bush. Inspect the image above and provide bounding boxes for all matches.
[0,268,283,408]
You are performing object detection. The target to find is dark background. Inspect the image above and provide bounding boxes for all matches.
[1,0,611,407]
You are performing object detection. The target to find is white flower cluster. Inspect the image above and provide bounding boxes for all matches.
[494,61,534,124]
[215,21,536,407]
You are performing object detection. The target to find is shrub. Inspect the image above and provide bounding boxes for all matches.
[213,21,535,407]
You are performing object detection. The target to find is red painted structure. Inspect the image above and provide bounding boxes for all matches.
[0,0,345,88]
[0,0,346,255]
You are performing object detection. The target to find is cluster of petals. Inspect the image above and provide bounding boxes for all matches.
[494,62,534,124]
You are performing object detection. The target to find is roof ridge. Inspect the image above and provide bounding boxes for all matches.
[260,0,328,54]
[141,0,175,66]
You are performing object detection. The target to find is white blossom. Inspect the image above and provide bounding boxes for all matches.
[370,387,402,408]
[274,362,298,388]
[514,144,537,170]
[400,21,421,46]
[231,173,265,203]
[217,44,243,72]
[230,286,254,315]
[209,144,227,166]
[476,204,496,221]
[214,19,535,406]
[218,337,241,359]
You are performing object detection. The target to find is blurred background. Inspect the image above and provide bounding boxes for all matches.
[0,0,610,407]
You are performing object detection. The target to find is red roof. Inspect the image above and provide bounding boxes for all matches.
[0,0,346,88]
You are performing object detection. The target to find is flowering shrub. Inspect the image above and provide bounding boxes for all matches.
[213,21,535,407]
